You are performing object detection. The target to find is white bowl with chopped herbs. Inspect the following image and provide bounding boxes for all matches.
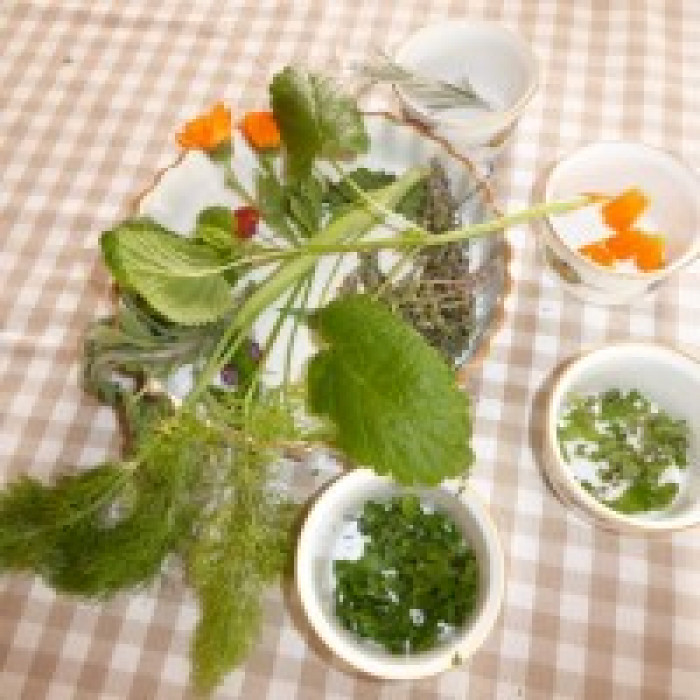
[545,342,700,533]
[295,468,504,679]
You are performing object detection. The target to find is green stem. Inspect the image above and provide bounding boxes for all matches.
[329,160,410,234]
[245,270,313,411]
[224,162,258,209]
[251,196,591,260]
[283,273,314,397]
[373,250,417,301]
[187,166,429,405]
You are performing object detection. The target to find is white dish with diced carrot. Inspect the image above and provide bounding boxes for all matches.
[541,141,700,298]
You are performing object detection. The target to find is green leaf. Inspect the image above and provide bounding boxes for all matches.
[0,404,204,598]
[101,218,234,325]
[325,167,396,209]
[82,295,225,404]
[194,206,234,251]
[286,173,325,237]
[606,479,678,514]
[270,66,369,181]
[325,167,429,222]
[305,294,473,485]
[255,165,295,241]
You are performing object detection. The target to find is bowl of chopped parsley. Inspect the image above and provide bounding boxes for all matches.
[544,342,700,533]
[295,468,505,679]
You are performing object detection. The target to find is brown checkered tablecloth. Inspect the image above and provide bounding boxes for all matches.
[1,1,699,698]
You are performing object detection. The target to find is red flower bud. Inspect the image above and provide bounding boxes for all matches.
[234,206,260,239]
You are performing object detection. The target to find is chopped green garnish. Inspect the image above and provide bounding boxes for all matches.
[333,494,479,654]
[558,389,689,514]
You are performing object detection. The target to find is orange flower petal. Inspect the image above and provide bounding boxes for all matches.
[602,188,649,232]
[240,111,281,150]
[177,103,232,150]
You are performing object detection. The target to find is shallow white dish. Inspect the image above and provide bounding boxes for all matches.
[544,342,700,534]
[541,141,700,303]
[295,468,505,679]
[394,20,539,159]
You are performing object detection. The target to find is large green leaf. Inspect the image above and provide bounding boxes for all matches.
[101,218,234,325]
[306,295,473,485]
[270,66,369,181]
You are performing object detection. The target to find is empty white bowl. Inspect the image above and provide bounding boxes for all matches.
[541,142,700,304]
[544,342,700,534]
[295,468,505,679]
[394,21,539,159]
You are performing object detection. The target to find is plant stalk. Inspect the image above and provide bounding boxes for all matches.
[186,166,428,404]
[249,195,591,261]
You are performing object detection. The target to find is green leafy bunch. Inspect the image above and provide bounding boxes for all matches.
[0,65,591,693]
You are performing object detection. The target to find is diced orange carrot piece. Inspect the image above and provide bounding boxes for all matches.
[602,188,650,232]
[579,241,615,267]
[634,234,665,272]
[604,229,644,260]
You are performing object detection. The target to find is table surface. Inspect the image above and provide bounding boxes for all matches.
[2,1,699,698]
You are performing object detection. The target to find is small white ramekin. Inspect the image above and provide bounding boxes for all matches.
[295,468,505,679]
[393,20,539,160]
[544,342,700,534]
[541,142,700,304]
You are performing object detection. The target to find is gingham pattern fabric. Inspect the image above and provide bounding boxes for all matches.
[1,1,699,698]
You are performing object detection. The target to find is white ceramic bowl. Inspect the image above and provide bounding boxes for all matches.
[544,342,700,534]
[295,469,505,679]
[394,21,539,158]
[541,142,700,304]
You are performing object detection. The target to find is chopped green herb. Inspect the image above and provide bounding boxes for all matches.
[333,494,479,654]
[558,389,690,514]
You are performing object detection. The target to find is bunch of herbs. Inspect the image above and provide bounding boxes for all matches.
[0,65,592,694]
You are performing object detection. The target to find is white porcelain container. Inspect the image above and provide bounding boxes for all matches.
[393,20,539,160]
[541,142,700,304]
[295,468,505,679]
[544,342,700,534]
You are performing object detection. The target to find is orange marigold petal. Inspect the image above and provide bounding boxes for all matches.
[579,241,615,267]
[602,188,649,232]
[209,102,232,143]
[177,103,232,150]
[241,111,281,149]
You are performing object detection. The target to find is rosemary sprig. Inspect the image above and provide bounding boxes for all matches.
[358,49,491,112]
